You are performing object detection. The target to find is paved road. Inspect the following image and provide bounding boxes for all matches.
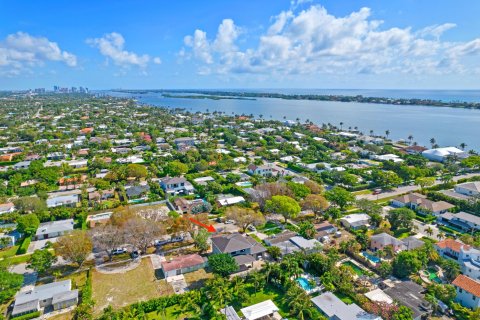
[356,172,480,201]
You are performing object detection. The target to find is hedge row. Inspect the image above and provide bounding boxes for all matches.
[16,237,31,255]
[10,311,41,320]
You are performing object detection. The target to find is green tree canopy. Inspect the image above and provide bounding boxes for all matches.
[208,253,239,277]
[265,195,301,222]
[16,213,40,235]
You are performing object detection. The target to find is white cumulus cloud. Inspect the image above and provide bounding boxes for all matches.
[0,32,77,75]
[181,4,480,77]
[88,32,160,69]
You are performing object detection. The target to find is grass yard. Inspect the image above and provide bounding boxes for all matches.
[92,258,172,315]
[0,245,18,259]
[334,291,355,304]
[233,284,290,318]
[183,269,213,290]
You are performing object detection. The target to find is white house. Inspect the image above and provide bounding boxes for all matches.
[247,163,274,177]
[454,182,480,197]
[422,147,467,162]
[12,280,78,317]
[340,213,370,230]
[311,291,381,320]
[35,219,74,240]
[160,176,195,195]
[452,274,480,309]
[240,300,280,320]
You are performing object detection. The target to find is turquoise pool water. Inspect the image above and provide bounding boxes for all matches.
[296,277,313,291]
[236,181,253,188]
[362,251,381,264]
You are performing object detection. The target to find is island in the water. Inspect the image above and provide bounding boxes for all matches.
[114,89,480,109]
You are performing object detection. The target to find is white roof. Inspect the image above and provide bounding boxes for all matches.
[240,300,279,320]
[364,288,393,304]
[422,147,465,157]
[341,213,371,224]
[218,196,245,206]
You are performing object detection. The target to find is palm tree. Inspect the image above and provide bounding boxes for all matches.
[437,232,445,240]
[339,122,344,130]
[248,271,265,295]
[285,287,312,320]
[408,134,414,145]
[425,226,434,237]
[460,142,467,150]
[430,138,436,148]
[369,129,374,136]
[385,130,390,139]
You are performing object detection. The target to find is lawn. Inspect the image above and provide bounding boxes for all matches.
[342,261,365,276]
[233,284,290,318]
[0,245,19,259]
[334,292,355,304]
[183,269,213,290]
[257,221,283,235]
[92,258,172,315]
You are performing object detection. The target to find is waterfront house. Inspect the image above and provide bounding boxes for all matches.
[422,147,467,162]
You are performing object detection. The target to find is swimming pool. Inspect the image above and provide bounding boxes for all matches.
[342,261,365,276]
[362,251,381,264]
[296,277,313,291]
[236,181,253,188]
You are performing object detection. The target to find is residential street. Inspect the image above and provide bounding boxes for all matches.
[356,172,480,201]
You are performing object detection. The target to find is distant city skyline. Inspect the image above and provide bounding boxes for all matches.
[2,0,480,90]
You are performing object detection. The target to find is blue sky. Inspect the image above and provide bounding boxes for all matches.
[1,0,480,90]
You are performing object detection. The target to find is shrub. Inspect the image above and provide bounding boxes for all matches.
[11,311,41,320]
[16,237,31,255]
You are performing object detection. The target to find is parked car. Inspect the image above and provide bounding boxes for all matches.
[225,220,235,224]
[130,250,140,259]
[247,225,256,232]
[112,248,126,255]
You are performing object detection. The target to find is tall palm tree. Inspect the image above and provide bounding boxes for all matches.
[437,232,445,240]
[369,129,374,136]
[385,130,390,139]
[339,122,344,130]
[430,138,436,148]
[408,135,414,145]
[460,142,467,150]
[425,226,434,237]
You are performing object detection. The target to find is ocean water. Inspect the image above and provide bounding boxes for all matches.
[105,90,480,151]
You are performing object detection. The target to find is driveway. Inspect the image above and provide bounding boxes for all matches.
[9,263,37,288]
[413,221,441,240]
[28,238,57,253]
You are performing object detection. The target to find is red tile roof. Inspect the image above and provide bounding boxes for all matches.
[161,254,205,272]
[453,275,480,297]
[436,238,470,253]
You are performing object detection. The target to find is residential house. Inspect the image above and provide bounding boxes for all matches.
[340,214,370,230]
[402,236,425,251]
[311,291,381,320]
[11,280,78,317]
[35,219,74,240]
[454,182,480,197]
[160,254,207,278]
[0,202,15,214]
[391,192,454,215]
[403,145,428,155]
[88,189,115,204]
[86,212,112,228]
[422,147,468,162]
[240,300,280,320]
[160,177,195,195]
[211,233,266,268]
[435,238,480,281]
[438,211,480,232]
[381,279,432,320]
[289,236,322,253]
[173,198,205,214]
[216,195,245,207]
[174,137,195,149]
[315,222,338,239]
[13,161,31,170]
[125,184,150,200]
[47,191,81,208]
[370,232,405,252]
[247,163,274,177]
[452,274,480,309]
